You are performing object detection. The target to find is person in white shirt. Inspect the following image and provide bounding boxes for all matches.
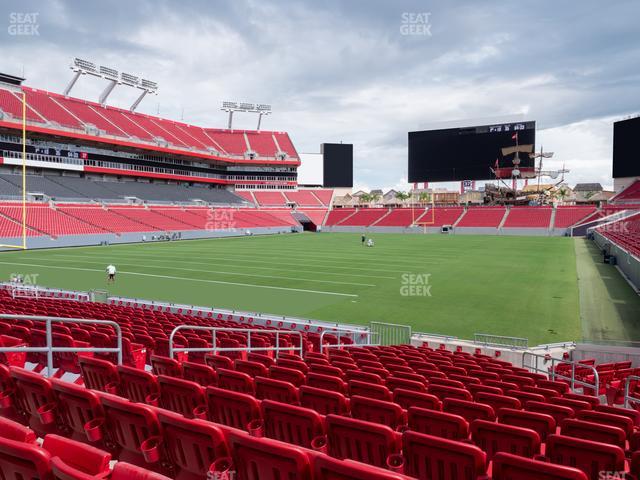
[106,264,117,284]
[366,238,374,247]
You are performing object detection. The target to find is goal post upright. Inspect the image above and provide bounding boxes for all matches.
[0,92,28,250]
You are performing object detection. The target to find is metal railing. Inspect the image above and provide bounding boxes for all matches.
[370,321,411,346]
[475,333,529,349]
[624,375,640,409]
[168,326,304,360]
[522,351,599,393]
[3,283,90,302]
[0,314,122,377]
[319,327,380,354]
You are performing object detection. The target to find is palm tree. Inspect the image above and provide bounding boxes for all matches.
[358,193,371,206]
[395,191,411,204]
[369,193,381,206]
[419,191,432,205]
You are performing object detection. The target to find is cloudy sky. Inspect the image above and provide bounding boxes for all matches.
[2,0,639,191]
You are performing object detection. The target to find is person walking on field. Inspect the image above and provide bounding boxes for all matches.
[106,264,117,284]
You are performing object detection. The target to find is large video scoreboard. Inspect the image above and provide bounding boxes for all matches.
[408,121,536,182]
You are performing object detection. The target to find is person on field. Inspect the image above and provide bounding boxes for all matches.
[366,238,374,247]
[106,264,117,284]
[361,234,366,246]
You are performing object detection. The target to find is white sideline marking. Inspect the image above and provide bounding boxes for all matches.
[0,261,359,297]
[47,254,377,287]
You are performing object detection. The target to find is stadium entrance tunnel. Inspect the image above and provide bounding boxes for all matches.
[293,212,318,231]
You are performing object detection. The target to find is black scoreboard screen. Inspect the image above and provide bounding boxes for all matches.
[408,121,536,182]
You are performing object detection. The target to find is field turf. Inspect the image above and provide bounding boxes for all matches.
[0,233,636,345]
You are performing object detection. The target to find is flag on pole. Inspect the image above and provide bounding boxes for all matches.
[511,132,518,141]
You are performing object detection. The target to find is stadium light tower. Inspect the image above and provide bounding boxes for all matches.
[221,101,272,130]
[63,57,158,109]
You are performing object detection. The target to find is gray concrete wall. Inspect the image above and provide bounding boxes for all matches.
[0,226,298,251]
[593,230,640,290]
[573,343,640,367]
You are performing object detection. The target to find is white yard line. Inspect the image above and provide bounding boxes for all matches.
[0,261,359,297]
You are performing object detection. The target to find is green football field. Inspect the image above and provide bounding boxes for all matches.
[0,233,638,345]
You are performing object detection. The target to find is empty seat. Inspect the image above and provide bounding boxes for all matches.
[150,355,183,378]
[407,406,469,440]
[79,356,120,393]
[348,379,393,401]
[307,372,347,393]
[156,409,229,480]
[428,384,472,402]
[471,419,540,460]
[474,392,521,411]
[0,416,37,443]
[443,398,496,423]
[157,375,205,418]
[235,359,269,378]
[117,365,160,404]
[100,393,162,467]
[560,418,626,449]
[261,400,325,448]
[217,368,255,394]
[525,401,575,425]
[111,462,172,479]
[205,386,261,431]
[575,410,633,438]
[325,414,401,468]
[270,365,306,387]
[299,385,349,415]
[350,395,405,430]
[50,378,105,444]
[313,453,407,479]
[497,408,556,441]
[227,430,311,480]
[402,430,487,480]
[545,434,625,480]
[393,389,441,411]
[255,376,299,404]
[492,452,588,480]
[182,361,217,386]
[385,376,427,393]
[10,366,58,436]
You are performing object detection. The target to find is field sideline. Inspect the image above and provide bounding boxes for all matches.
[0,233,637,345]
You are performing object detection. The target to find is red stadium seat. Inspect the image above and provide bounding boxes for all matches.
[182,361,217,386]
[497,407,556,441]
[299,385,349,415]
[350,395,405,430]
[471,419,540,460]
[156,409,229,480]
[157,375,205,418]
[525,400,575,424]
[217,368,255,394]
[205,386,261,431]
[111,462,172,480]
[428,384,473,402]
[402,430,487,480]
[560,418,626,449]
[575,410,633,439]
[307,372,347,393]
[270,365,306,387]
[255,376,299,404]
[0,416,37,443]
[235,359,269,378]
[325,414,401,468]
[407,406,469,440]
[492,452,588,480]
[393,389,441,411]
[150,355,183,377]
[50,378,105,444]
[545,434,625,480]
[348,379,393,401]
[443,397,496,423]
[10,366,58,436]
[474,391,521,411]
[227,431,311,480]
[99,393,162,467]
[261,400,325,448]
[79,357,119,393]
[117,365,159,403]
[313,454,408,479]
[385,376,427,393]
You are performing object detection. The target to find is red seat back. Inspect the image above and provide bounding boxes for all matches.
[492,452,588,480]
[262,400,324,448]
[157,375,205,418]
[325,414,401,468]
[117,365,159,403]
[205,386,261,431]
[443,398,495,423]
[546,434,625,480]
[299,385,349,415]
[79,357,119,393]
[402,430,486,480]
[350,395,404,430]
[471,419,540,460]
[497,408,556,441]
[407,407,469,441]
[182,361,217,386]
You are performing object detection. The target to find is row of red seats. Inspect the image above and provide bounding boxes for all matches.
[0,416,168,479]
[0,364,605,480]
